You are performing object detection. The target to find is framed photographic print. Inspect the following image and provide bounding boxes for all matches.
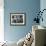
[10,13,26,26]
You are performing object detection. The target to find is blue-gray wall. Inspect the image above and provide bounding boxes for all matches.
[40,0,46,44]
[4,0,40,42]
[40,0,46,27]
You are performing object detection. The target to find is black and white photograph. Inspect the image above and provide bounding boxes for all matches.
[10,13,26,26]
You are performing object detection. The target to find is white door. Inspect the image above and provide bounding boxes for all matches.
[0,0,4,42]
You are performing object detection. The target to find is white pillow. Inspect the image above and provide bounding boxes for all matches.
[17,37,25,46]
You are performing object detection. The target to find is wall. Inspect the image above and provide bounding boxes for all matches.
[40,0,46,45]
[40,0,46,27]
[4,0,40,42]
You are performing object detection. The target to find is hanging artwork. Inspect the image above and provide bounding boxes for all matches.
[10,13,26,26]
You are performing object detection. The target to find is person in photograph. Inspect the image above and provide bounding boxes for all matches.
[19,15,23,23]
[12,16,16,23]
[17,15,23,23]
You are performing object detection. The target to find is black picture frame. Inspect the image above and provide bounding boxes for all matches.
[10,13,26,26]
